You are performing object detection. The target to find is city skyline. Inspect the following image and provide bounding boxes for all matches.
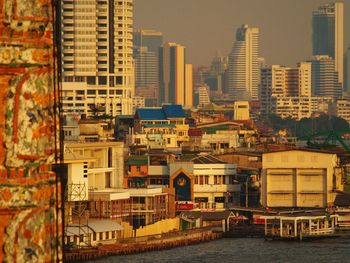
[134,0,350,67]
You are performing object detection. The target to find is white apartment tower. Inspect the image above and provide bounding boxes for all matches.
[227,24,259,100]
[60,0,134,117]
[260,63,312,115]
[313,2,344,86]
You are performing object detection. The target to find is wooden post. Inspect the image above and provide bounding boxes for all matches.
[280,218,283,237]
[265,218,268,236]
[294,219,297,237]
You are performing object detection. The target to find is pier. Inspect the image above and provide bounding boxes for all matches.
[262,213,338,240]
[64,228,222,262]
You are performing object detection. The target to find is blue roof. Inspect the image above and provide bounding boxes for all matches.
[136,105,185,120]
[136,108,166,120]
[162,105,186,118]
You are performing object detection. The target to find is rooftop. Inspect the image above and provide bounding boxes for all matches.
[192,154,227,164]
[135,105,186,121]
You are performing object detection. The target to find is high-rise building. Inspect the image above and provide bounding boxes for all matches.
[134,29,163,55]
[345,47,350,95]
[133,46,158,92]
[312,2,344,86]
[308,55,342,99]
[298,62,312,97]
[185,64,193,108]
[133,29,163,106]
[227,24,259,100]
[159,42,188,105]
[60,0,134,117]
[260,63,312,115]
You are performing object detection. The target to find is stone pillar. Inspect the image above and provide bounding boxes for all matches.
[0,0,62,261]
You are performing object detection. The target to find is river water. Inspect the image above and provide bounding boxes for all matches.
[92,237,350,263]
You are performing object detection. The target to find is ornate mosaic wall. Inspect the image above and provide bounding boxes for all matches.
[0,0,62,261]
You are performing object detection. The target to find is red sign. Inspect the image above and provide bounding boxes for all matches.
[176,203,194,210]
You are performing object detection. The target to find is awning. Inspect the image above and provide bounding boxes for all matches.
[66,219,123,236]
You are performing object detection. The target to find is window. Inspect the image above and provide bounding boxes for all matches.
[205,176,209,184]
[194,176,198,184]
[93,232,96,241]
[99,233,103,240]
[105,232,109,239]
[116,76,123,85]
[199,176,204,185]
[98,76,107,85]
[136,166,141,172]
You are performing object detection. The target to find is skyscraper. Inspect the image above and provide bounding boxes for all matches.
[134,29,163,55]
[227,24,259,100]
[60,0,134,116]
[345,47,350,95]
[312,2,344,86]
[185,64,193,108]
[308,55,342,99]
[159,42,187,105]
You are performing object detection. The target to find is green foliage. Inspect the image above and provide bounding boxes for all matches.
[262,114,350,137]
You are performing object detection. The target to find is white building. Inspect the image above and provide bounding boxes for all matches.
[330,99,350,124]
[227,24,259,100]
[262,149,343,208]
[60,0,134,117]
[198,85,211,107]
[65,141,125,189]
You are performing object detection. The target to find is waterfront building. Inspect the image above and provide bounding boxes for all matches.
[60,0,135,117]
[159,42,190,105]
[308,55,342,99]
[313,2,344,86]
[227,24,259,100]
[133,105,189,149]
[169,155,241,211]
[65,141,125,189]
[261,149,344,208]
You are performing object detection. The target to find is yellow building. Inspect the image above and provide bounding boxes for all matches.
[233,101,250,120]
[262,149,343,208]
[65,141,125,189]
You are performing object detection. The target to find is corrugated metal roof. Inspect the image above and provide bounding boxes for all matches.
[192,154,227,164]
[162,104,186,118]
[136,105,186,120]
[136,108,166,120]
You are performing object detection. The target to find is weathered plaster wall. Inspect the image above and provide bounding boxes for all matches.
[0,0,62,261]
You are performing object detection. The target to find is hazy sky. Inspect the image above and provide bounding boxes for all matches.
[134,0,350,67]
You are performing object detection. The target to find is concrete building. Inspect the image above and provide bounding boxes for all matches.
[65,141,125,189]
[197,85,211,107]
[261,150,343,208]
[233,101,250,121]
[60,0,134,117]
[330,99,350,124]
[260,64,312,115]
[159,42,186,105]
[308,55,342,99]
[312,2,344,86]
[270,96,332,120]
[298,62,312,97]
[169,155,241,211]
[227,24,259,100]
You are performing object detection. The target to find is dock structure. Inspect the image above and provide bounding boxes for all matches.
[262,213,338,240]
